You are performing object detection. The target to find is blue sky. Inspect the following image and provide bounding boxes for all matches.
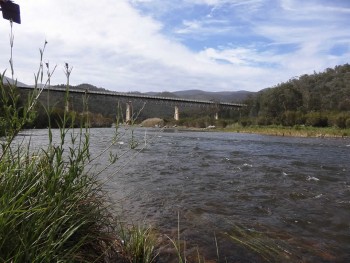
[0,0,349,92]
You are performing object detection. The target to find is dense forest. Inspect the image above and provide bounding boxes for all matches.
[240,64,350,128]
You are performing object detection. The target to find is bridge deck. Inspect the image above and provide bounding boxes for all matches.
[18,86,246,109]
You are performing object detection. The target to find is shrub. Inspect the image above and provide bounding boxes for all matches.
[281,111,305,126]
[256,116,273,126]
[215,119,228,128]
[305,112,328,127]
[346,118,350,128]
[240,117,253,127]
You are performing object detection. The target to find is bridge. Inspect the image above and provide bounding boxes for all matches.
[18,85,246,122]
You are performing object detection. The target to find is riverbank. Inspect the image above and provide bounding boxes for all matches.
[219,124,350,138]
[153,117,350,138]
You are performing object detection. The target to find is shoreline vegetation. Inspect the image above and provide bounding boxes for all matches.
[137,118,350,138]
[220,124,350,138]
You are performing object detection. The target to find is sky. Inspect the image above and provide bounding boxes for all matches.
[0,0,349,92]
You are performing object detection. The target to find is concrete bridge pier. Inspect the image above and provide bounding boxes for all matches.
[65,101,69,112]
[215,112,219,120]
[174,106,179,121]
[126,101,132,123]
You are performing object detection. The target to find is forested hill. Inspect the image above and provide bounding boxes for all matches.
[243,63,350,128]
[51,83,108,91]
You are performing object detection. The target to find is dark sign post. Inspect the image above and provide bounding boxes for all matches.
[0,0,21,24]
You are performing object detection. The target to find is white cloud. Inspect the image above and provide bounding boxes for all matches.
[252,0,350,73]
[0,0,349,93]
[185,0,262,6]
[175,19,232,35]
[280,0,350,14]
[0,0,266,91]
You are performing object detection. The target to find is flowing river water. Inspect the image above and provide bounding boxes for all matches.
[18,128,350,262]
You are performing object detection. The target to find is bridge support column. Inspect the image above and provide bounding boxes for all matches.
[215,112,219,120]
[174,106,179,121]
[126,102,131,123]
[65,101,69,112]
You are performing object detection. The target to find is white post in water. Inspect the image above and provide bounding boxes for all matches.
[174,105,179,121]
[126,101,131,123]
[215,112,219,120]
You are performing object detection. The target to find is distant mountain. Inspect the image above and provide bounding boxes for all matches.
[175,90,252,102]
[74,83,107,91]
[49,83,107,91]
[1,76,29,87]
[146,89,253,103]
[146,91,180,98]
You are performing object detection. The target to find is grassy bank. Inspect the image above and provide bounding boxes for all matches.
[222,124,350,138]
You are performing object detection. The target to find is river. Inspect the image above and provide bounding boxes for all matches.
[18,127,350,262]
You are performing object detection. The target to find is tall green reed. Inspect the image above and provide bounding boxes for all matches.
[118,223,158,263]
[0,23,120,261]
[0,19,162,262]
